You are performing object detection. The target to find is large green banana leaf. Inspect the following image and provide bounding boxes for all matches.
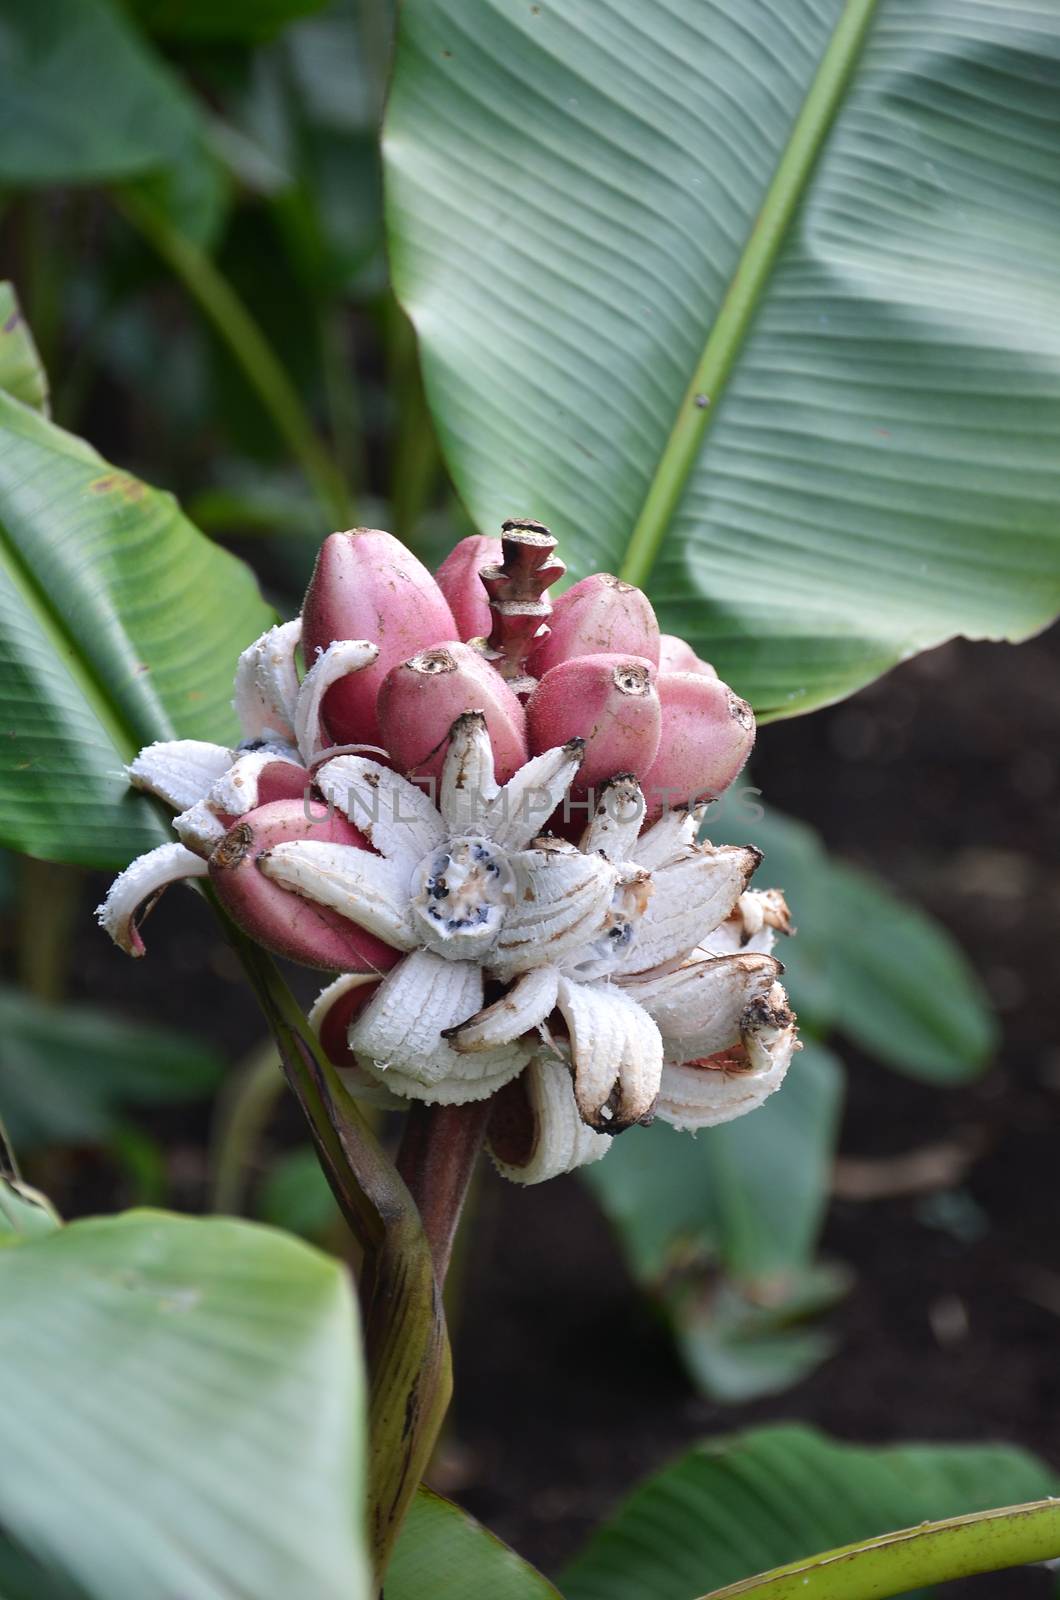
[0,1209,369,1600]
[0,302,273,867]
[387,1489,562,1599]
[385,0,1060,716]
[561,1425,1059,1600]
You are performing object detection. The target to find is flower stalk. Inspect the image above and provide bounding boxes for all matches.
[395,1100,493,1284]
[224,920,450,1591]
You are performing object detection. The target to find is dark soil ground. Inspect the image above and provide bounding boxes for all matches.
[50,618,1060,1593]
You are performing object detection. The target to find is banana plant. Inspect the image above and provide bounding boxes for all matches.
[0,0,1058,1596]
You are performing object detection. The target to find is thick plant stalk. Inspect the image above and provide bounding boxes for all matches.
[226,925,450,1591]
[698,1498,1060,1600]
[395,1101,492,1284]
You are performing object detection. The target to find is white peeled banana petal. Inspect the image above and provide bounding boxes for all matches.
[742,982,800,1075]
[555,975,662,1129]
[350,950,480,1085]
[95,842,208,956]
[485,741,585,850]
[655,983,798,1131]
[655,1056,787,1131]
[172,799,227,857]
[697,920,774,958]
[616,845,759,975]
[579,775,645,863]
[451,965,559,1052]
[364,1051,526,1104]
[308,973,404,1110]
[440,713,498,836]
[699,890,790,956]
[489,1057,611,1186]
[174,748,308,857]
[233,620,302,742]
[126,739,234,812]
[294,638,379,761]
[350,950,527,1096]
[209,749,304,815]
[622,951,779,1057]
[261,840,417,949]
[308,970,379,1033]
[316,755,444,869]
[751,888,793,937]
[489,844,615,979]
[630,803,706,870]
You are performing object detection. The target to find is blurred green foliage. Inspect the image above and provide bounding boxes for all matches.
[0,988,223,1151]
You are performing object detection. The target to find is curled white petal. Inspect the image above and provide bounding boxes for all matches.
[172,798,227,857]
[698,919,771,957]
[233,620,302,742]
[370,1054,527,1104]
[309,973,404,1110]
[207,748,304,817]
[553,974,663,1130]
[484,740,585,850]
[616,844,759,975]
[95,842,208,956]
[580,774,645,863]
[309,970,379,1033]
[562,864,653,982]
[620,950,779,1058]
[350,950,527,1098]
[655,1052,787,1131]
[699,889,791,956]
[655,982,798,1131]
[450,965,559,1052]
[489,841,616,980]
[317,756,444,870]
[126,740,233,812]
[489,1057,611,1186]
[352,951,478,1086]
[261,840,417,950]
[630,802,707,870]
[169,750,306,859]
[294,638,379,762]
[440,712,499,836]
[743,982,799,1074]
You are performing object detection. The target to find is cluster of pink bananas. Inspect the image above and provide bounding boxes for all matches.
[98,523,798,1184]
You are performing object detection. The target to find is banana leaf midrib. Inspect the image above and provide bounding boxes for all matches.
[619,0,880,591]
